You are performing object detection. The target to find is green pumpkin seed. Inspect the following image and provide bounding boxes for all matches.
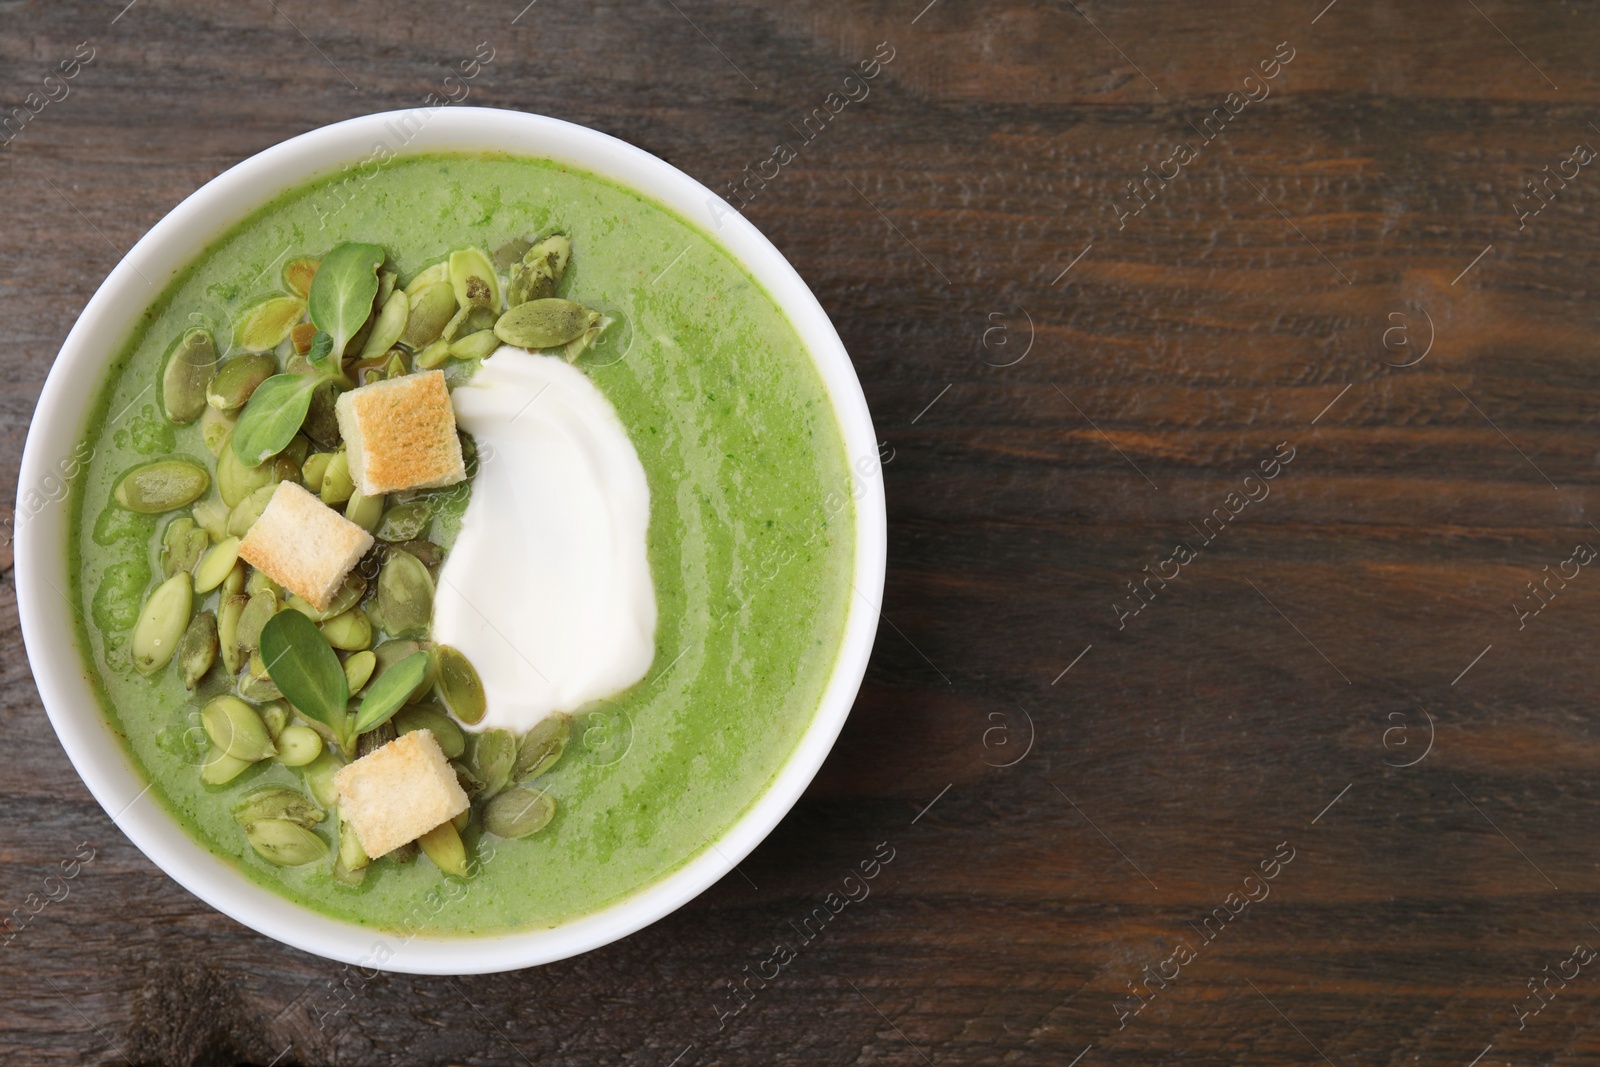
[506,234,570,307]
[374,500,434,542]
[562,314,611,363]
[227,484,276,537]
[376,550,433,639]
[343,650,377,693]
[414,337,454,369]
[471,729,517,800]
[376,268,397,309]
[493,298,600,350]
[192,496,231,540]
[383,350,408,379]
[335,811,370,881]
[452,806,470,833]
[233,788,324,828]
[115,459,211,514]
[401,281,459,349]
[177,610,218,690]
[221,561,247,599]
[301,749,343,807]
[300,452,332,494]
[404,261,450,297]
[235,590,278,654]
[275,724,324,767]
[319,607,372,651]
[483,785,556,839]
[202,695,276,762]
[388,539,443,569]
[200,747,253,785]
[286,572,366,622]
[245,819,328,866]
[235,297,307,353]
[200,407,236,457]
[283,257,319,299]
[207,353,278,413]
[492,236,533,272]
[357,289,409,360]
[245,568,282,600]
[319,451,353,506]
[432,644,486,725]
[418,820,468,877]
[393,703,465,759]
[217,593,247,674]
[132,572,193,676]
[302,380,342,450]
[514,714,571,781]
[259,701,289,740]
[372,640,435,704]
[356,720,397,760]
[449,329,501,361]
[217,442,277,507]
[193,536,241,594]
[161,517,208,578]
[449,247,500,313]
[161,328,218,424]
[344,490,384,532]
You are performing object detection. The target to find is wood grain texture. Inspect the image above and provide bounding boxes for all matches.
[4,0,1600,1063]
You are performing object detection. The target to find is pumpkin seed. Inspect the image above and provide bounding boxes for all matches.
[401,281,458,349]
[237,667,283,704]
[388,539,444,569]
[233,788,324,828]
[492,236,532,272]
[201,747,253,785]
[283,257,319,299]
[302,380,342,449]
[193,536,241,594]
[513,714,570,781]
[319,607,372,651]
[357,289,409,360]
[275,724,324,767]
[235,297,307,353]
[506,234,570,307]
[202,695,276,762]
[383,350,408,379]
[161,328,218,424]
[372,639,435,704]
[302,749,343,807]
[483,785,556,839]
[374,500,433,542]
[259,701,290,740]
[376,269,397,309]
[344,490,384,532]
[494,299,600,350]
[191,496,230,540]
[562,314,611,362]
[245,568,281,600]
[376,550,433,639]
[221,561,247,599]
[393,704,465,759]
[356,720,396,760]
[132,573,193,676]
[217,594,247,673]
[177,610,219,689]
[286,572,366,621]
[418,820,468,877]
[433,644,486,725]
[227,484,276,537]
[270,450,302,486]
[319,451,354,506]
[200,407,236,457]
[452,807,470,833]
[161,517,209,578]
[246,819,328,866]
[414,337,454,369]
[207,353,277,412]
[439,304,470,344]
[115,459,211,514]
[289,321,319,356]
[300,452,332,494]
[236,590,278,654]
[450,329,501,361]
[449,247,499,312]
[343,650,377,693]
[217,440,277,507]
[471,729,516,800]
[404,261,450,297]
[335,811,370,881]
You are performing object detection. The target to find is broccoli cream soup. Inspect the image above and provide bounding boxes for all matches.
[67,153,853,934]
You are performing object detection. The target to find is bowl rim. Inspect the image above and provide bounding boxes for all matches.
[13,106,887,974]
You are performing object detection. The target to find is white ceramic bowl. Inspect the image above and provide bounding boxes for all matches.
[14,108,886,974]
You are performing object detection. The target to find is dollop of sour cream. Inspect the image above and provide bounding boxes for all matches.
[431,347,657,732]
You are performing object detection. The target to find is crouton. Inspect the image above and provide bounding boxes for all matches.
[237,481,373,611]
[334,729,469,858]
[334,371,466,496]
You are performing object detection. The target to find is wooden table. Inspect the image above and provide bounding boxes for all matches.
[4,1,1598,1063]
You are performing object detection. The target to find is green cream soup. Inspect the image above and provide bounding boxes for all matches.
[68,153,854,934]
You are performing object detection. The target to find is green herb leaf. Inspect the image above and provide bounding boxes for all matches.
[309,242,386,360]
[351,651,429,736]
[260,610,349,735]
[229,372,325,468]
[306,330,334,369]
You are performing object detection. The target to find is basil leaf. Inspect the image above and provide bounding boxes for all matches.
[308,242,386,360]
[351,651,430,736]
[229,372,323,468]
[306,329,334,370]
[260,610,349,733]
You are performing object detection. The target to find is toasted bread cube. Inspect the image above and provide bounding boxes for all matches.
[335,370,466,496]
[334,729,470,858]
[237,481,373,611]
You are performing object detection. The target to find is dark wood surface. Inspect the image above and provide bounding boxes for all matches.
[5,0,1600,1063]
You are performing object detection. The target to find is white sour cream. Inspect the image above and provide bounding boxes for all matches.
[431,347,657,732]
